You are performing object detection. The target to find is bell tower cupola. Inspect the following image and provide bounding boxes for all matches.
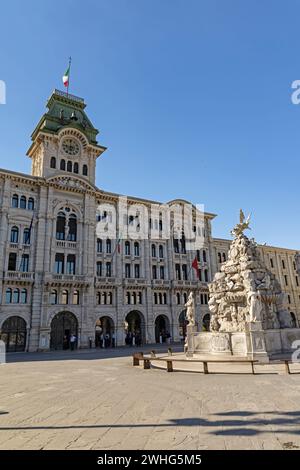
[26,89,106,185]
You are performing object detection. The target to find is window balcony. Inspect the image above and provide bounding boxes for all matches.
[56,241,77,249]
[5,271,35,281]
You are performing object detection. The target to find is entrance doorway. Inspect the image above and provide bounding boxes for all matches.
[50,311,78,350]
[155,315,170,343]
[0,316,27,352]
[125,311,145,346]
[95,316,115,347]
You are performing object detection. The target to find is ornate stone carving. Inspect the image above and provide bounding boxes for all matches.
[208,211,293,333]
[185,291,195,326]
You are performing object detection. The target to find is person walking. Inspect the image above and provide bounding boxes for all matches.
[70,334,76,351]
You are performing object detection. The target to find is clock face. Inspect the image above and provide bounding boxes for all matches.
[62,138,80,156]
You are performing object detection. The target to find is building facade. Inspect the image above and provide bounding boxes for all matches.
[0,90,299,352]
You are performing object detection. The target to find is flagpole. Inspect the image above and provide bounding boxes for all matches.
[67,56,72,97]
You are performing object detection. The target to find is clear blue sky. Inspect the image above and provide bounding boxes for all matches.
[0,0,299,248]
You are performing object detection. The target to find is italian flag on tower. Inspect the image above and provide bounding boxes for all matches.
[62,58,71,89]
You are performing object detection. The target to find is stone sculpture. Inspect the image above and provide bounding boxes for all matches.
[208,210,293,333]
[185,291,195,326]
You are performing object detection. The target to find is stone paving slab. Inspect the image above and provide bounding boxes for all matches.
[1,350,300,450]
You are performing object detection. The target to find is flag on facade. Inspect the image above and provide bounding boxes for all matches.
[192,256,200,279]
[117,237,121,254]
[62,64,70,88]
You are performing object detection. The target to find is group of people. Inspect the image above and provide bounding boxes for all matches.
[125,331,142,347]
[63,334,77,350]
[95,332,115,348]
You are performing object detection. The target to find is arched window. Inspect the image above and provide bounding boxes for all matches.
[183,292,187,304]
[97,292,101,305]
[83,164,88,176]
[222,253,226,262]
[23,228,31,244]
[107,292,112,305]
[55,253,64,274]
[204,269,209,282]
[151,244,156,257]
[5,288,12,304]
[173,239,179,253]
[50,289,58,305]
[61,290,69,305]
[50,157,56,169]
[97,238,102,253]
[56,212,66,240]
[20,254,29,272]
[125,241,130,255]
[106,239,111,253]
[176,292,181,305]
[28,198,34,210]
[154,292,158,304]
[159,293,163,304]
[21,288,27,304]
[12,194,18,208]
[68,214,77,241]
[134,242,139,256]
[10,226,19,243]
[73,290,80,305]
[138,292,142,304]
[126,292,131,304]
[102,292,107,305]
[60,159,66,171]
[203,250,207,263]
[163,293,167,304]
[13,288,20,304]
[159,245,164,258]
[132,292,137,305]
[67,160,72,172]
[20,196,26,209]
[73,162,79,174]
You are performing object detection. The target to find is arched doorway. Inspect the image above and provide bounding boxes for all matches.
[50,311,78,350]
[0,316,27,352]
[155,315,170,343]
[125,311,145,346]
[95,316,115,347]
[179,310,188,341]
[202,313,211,331]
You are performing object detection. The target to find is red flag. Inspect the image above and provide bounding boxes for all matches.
[192,256,200,279]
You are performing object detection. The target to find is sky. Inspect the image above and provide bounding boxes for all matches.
[0,0,299,248]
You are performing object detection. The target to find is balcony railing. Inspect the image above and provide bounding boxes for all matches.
[56,241,77,249]
[5,271,35,281]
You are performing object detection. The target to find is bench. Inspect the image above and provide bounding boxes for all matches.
[133,353,258,374]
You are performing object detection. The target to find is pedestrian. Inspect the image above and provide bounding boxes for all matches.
[100,332,104,348]
[112,332,115,348]
[70,334,76,351]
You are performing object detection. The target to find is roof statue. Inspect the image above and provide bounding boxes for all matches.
[230,209,251,237]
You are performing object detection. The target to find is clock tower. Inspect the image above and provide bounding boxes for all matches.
[26,89,106,185]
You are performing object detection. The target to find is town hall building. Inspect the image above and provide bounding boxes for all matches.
[0,90,299,352]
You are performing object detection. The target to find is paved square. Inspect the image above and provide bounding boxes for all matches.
[1,348,300,450]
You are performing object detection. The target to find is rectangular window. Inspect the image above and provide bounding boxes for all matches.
[296,277,299,287]
[160,266,165,279]
[8,252,17,271]
[284,275,288,286]
[106,262,111,277]
[96,261,102,277]
[134,264,140,278]
[125,264,131,278]
[175,264,181,280]
[55,253,64,274]
[20,254,29,272]
[282,260,285,269]
[152,265,157,279]
[270,258,274,268]
[182,264,187,280]
[66,255,76,275]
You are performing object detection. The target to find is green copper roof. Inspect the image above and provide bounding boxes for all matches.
[30,89,100,145]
